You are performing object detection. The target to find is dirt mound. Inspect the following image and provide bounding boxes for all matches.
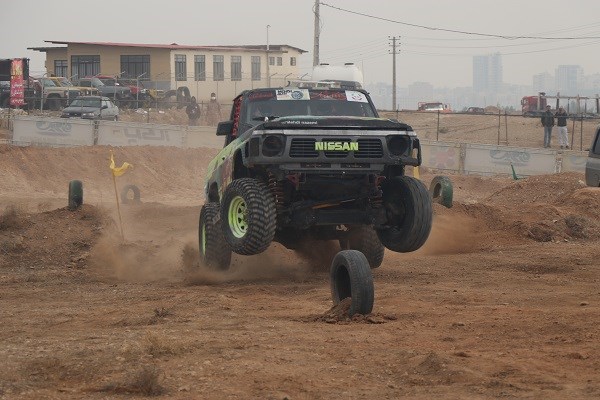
[0,204,107,273]
[304,297,399,324]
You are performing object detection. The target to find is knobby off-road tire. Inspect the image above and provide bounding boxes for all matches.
[199,203,232,270]
[340,226,385,269]
[121,184,141,204]
[429,175,453,208]
[330,250,374,316]
[377,176,432,253]
[221,178,277,255]
[68,180,83,210]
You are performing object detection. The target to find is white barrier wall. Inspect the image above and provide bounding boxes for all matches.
[12,116,94,146]
[420,140,588,176]
[10,116,590,177]
[97,121,185,147]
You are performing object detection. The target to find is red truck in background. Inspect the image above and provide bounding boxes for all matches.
[521,93,548,117]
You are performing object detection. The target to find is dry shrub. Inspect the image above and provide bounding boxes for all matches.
[99,365,164,396]
[0,205,24,230]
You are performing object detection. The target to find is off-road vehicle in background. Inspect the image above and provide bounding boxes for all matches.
[77,76,133,107]
[200,84,432,270]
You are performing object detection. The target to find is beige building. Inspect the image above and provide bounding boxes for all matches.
[28,40,307,102]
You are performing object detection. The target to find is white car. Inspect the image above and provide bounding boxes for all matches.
[61,96,119,121]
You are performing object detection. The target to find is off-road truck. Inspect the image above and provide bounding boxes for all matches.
[200,85,432,270]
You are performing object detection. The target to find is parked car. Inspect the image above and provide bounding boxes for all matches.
[31,76,81,110]
[466,107,485,114]
[60,96,119,120]
[49,76,98,96]
[585,126,600,187]
[76,77,133,106]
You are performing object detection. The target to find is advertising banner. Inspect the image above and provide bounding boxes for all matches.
[10,59,25,107]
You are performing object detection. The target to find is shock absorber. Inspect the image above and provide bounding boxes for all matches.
[268,172,284,212]
[371,175,385,208]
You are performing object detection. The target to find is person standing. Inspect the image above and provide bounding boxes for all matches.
[555,106,569,149]
[541,105,554,148]
[186,96,201,126]
[206,92,222,126]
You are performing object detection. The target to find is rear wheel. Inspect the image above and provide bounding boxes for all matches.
[221,178,277,255]
[376,176,432,253]
[199,203,231,270]
[330,250,374,316]
[340,226,385,269]
[48,97,62,111]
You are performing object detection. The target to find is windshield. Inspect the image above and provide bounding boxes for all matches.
[69,98,102,108]
[38,78,57,88]
[243,89,377,128]
[99,78,118,86]
[57,77,73,86]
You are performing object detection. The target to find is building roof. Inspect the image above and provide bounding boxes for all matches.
[28,40,307,54]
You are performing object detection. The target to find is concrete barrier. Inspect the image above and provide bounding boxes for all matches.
[97,121,185,147]
[12,116,94,146]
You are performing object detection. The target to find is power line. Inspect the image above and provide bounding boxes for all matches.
[319,2,600,40]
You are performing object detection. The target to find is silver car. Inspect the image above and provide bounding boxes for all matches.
[61,96,119,121]
[585,126,600,187]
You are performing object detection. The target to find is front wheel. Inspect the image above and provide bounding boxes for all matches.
[221,178,277,255]
[199,203,231,270]
[376,176,432,253]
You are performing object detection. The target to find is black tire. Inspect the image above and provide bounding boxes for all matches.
[330,250,374,316]
[340,226,385,269]
[68,180,83,210]
[376,176,432,253]
[429,175,453,208]
[48,97,62,111]
[199,203,232,270]
[120,184,141,204]
[221,178,277,255]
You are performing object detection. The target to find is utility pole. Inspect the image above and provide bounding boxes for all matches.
[389,36,400,111]
[313,0,320,66]
[266,25,271,87]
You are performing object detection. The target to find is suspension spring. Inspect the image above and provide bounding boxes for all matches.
[268,173,285,212]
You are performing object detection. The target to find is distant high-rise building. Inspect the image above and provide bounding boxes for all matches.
[533,72,555,92]
[555,65,583,94]
[473,53,503,93]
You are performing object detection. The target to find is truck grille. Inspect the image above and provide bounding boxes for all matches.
[289,138,384,159]
[290,138,318,158]
[355,139,384,158]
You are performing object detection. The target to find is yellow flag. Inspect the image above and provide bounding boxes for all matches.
[110,152,133,177]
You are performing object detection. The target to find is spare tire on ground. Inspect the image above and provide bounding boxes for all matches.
[121,184,141,204]
[429,175,453,208]
[68,180,83,210]
[330,250,374,316]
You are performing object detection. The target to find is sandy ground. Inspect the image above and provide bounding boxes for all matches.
[0,124,599,399]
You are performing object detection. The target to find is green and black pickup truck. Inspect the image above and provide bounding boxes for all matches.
[200,84,432,270]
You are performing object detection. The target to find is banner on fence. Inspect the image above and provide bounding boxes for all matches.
[97,122,185,147]
[12,116,94,146]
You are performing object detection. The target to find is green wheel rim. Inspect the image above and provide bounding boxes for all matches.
[228,196,248,238]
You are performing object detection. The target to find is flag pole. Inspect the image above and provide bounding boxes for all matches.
[112,172,125,242]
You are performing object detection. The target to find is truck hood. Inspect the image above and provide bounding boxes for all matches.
[62,106,100,113]
[260,115,414,131]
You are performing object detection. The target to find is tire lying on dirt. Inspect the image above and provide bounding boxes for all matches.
[199,202,232,270]
[330,250,374,316]
[68,180,83,210]
[340,226,385,269]
[120,184,141,204]
[429,175,453,208]
[221,178,277,255]
[376,176,432,253]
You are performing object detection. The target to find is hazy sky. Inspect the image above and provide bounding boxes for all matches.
[3,0,599,87]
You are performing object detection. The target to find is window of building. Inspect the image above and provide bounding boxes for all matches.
[277,57,282,66]
[269,56,275,66]
[54,60,68,77]
[175,54,187,81]
[71,55,100,79]
[213,55,224,81]
[231,56,242,81]
[251,56,261,81]
[290,57,296,66]
[195,55,206,81]
[120,55,150,79]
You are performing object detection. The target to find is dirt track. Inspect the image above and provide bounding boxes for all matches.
[0,142,599,399]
